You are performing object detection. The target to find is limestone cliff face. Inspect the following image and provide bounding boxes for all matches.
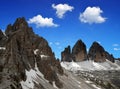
[88,42,106,62]
[61,45,74,62]
[0,17,63,89]
[61,40,87,62]
[61,41,115,62]
[88,42,115,62]
[72,40,87,62]
[0,29,7,46]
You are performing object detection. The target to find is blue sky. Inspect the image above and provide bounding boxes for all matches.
[0,0,120,59]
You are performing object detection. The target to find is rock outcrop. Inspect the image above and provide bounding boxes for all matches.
[88,42,106,62]
[72,40,87,62]
[61,45,73,62]
[0,17,63,89]
[61,40,87,62]
[105,52,115,63]
[0,29,7,46]
[88,42,115,62]
[61,41,115,62]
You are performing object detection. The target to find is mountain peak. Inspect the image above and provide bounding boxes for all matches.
[5,17,30,37]
[0,17,63,89]
[13,17,28,27]
[88,41,106,62]
[72,39,87,62]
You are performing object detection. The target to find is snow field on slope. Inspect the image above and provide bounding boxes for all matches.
[20,62,48,89]
[61,59,120,72]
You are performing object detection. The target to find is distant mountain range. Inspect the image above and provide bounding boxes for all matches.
[61,39,118,63]
[0,17,120,89]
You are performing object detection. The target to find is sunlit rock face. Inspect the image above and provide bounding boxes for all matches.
[0,17,63,89]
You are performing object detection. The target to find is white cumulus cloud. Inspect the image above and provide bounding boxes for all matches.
[79,6,106,24]
[113,44,119,47]
[52,4,74,18]
[55,42,60,45]
[114,48,120,51]
[49,42,53,45]
[28,15,58,27]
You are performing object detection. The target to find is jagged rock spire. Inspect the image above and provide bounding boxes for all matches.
[0,17,63,89]
[72,39,87,62]
[88,41,106,62]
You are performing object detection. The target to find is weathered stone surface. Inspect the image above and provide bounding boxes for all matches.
[61,40,115,63]
[72,40,87,62]
[0,29,7,46]
[61,40,87,62]
[0,17,63,89]
[88,42,106,62]
[105,52,115,63]
[88,42,115,62]
[61,45,73,62]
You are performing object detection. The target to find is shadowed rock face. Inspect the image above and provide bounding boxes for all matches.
[88,42,106,62]
[61,40,87,62]
[88,42,115,62]
[72,40,87,62]
[61,41,115,62]
[0,30,7,46]
[105,52,115,63]
[61,45,74,62]
[0,17,63,89]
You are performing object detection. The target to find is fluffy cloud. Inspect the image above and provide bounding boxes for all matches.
[79,6,106,24]
[113,44,119,46]
[55,42,60,45]
[28,15,58,27]
[52,4,74,18]
[114,48,120,51]
[49,42,53,45]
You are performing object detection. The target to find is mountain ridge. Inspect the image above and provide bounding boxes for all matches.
[0,17,63,89]
[61,39,116,62]
[0,17,120,89]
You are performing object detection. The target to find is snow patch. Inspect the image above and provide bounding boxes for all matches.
[85,80,101,89]
[0,47,6,50]
[3,32,6,36]
[61,60,120,72]
[40,55,49,58]
[92,84,101,89]
[34,49,39,55]
[85,80,92,83]
[53,81,59,89]
[20,69,37,89]
[61,61,81,72]
[20,61,48,89]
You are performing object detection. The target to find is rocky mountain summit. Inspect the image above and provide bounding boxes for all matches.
[88,42,115,62]
[0,17,63,89]
[61,40,87,62]
[61,40,115,62]
[0,17,120,89]
[61,45,74,62]
[72,40,87,62]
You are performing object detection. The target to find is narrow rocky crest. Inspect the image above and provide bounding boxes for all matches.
[0,17,63,89]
